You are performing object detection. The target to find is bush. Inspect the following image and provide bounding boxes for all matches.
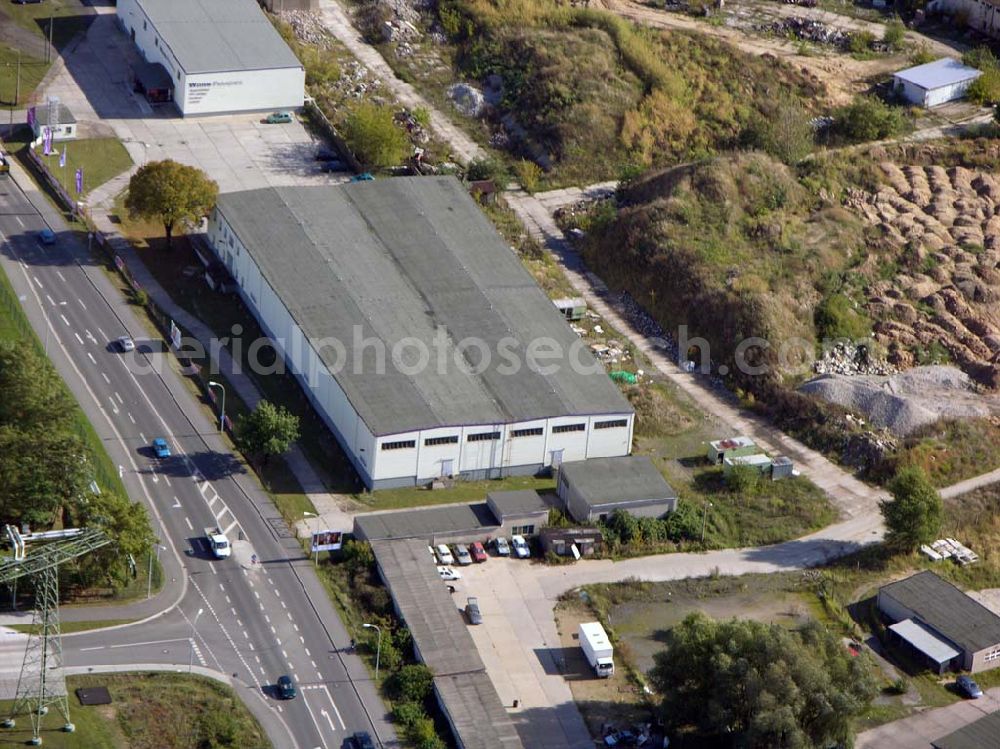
[834,97,909,142]
[391,701,425,728]
[848,31,875,55]
[963,46,998,71]
[882,19,906,51]
[466,156,510,185]
[405,717,446,749]
[412,107,432,129]
[513,159,543,193]
[386,664,434,703]
[741,99,814,165]
[343,103,409,169]
[725,464,762,495]
[966,70,1000,106]
[814,293,872,340]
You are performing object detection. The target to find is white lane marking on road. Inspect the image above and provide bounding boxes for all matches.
[77,298,86,310]
[219,583,225,592]
[293,624,299,632]
[163,475,171,487]
[108,396,119,415]
[85,330,96,345]
[243,630,249,640]
[139,432,146,443]
[59,313,69,325]
[260,667,266,676]
[321,685,346,730]
[188,578,260,688]
[110,638,190,649]
[14,216,23,228]
[280,601,287,610]
[222,519,238,537]
[101,372,110,384]
[264,615,270,624]
[226,596,232,605]
[270,626,276,635]
[79,646,105,652]
[214,507,227,521]
[274,588,281,597]
[45,294,55,306]
[87,352,96,364]
[281,650,288,659]
[304,648,310,657]
[97,326,107,341]
[128,412,135,424]
[74,332,83,345]
[32,276,42,289]
[172,496,181,508]
[184,516,193,531]
[55,270,65,282]
[299,636,304,644]
[208,563,217,575]
[254,591,261,600]
[115,391,124,404]
[311,660,317,669]
[287,612,293,621]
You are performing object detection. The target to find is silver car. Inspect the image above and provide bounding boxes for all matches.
[454,544,473,565]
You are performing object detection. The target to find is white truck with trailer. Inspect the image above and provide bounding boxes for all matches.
[579,621,614,678]
[203,526,231,559]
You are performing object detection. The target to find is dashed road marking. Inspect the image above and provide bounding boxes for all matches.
[59,313,69,325]
[74,332,83,345]
[128,412,135,424]
[184,516,193,531]
[45,294,55,306]
[87,352,96,364]
[101,372,110,384]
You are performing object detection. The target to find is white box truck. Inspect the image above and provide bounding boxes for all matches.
[203,526,231,559]
[579,621,614,678]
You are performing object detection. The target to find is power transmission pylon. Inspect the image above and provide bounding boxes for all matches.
[0,526,111,745]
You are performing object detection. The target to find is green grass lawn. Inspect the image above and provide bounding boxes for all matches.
[0,673,270,749]
[0,45,48,106]
[2,0,96,49]
[34,138,133,199]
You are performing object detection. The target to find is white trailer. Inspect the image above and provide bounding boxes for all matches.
[203,526,231,559]
[579,621,614,678]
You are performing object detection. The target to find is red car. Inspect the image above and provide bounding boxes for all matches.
[469,541,487,563]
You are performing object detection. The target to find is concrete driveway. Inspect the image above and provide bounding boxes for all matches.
[857,687,1000,748]
[38,6,341,211]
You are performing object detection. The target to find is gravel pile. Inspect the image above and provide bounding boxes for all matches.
[447,83,486,118]
[800,365,990,436]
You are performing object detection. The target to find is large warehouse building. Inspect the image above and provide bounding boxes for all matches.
[207,177,635,489]
[116,0,305,116]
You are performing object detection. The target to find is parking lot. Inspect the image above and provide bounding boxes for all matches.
[39,6,341,205]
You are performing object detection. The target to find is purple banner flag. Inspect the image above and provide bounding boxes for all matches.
[27,106,36,128]
[42,127,53,156]
[75,167,83,195]
[59,146,67,168]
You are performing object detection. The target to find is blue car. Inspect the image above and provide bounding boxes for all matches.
[957,674,983,699]
[38,228,56,245]
[350,172,374,182]
[151,438,171,459]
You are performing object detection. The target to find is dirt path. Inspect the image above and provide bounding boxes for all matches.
[595,0,958,105]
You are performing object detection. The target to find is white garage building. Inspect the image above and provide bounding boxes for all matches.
[116,0,304,116]
[207,177,635,489]
[893,58,982,108]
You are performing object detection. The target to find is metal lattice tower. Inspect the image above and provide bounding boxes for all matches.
[0,526,110,745]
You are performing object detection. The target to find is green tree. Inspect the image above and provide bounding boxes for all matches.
[742,99,814,165]
[603,508,639,545]
[343,103,409,169]
[650,613,878,748]
[882,19,906,51]
[835,96,909,142]
[125,159,219,247]
[0,342,76,427]
[386,664,433,703]
[0,426,91,527]
[405,716,445,749]
[880,466,943,551]
[73,489,156,587]
[234,400,300,466]
[391,701,425,728]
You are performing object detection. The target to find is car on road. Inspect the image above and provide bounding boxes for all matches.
[437,566,461,581]
[265,111,293,124]
[0,152,9,175]
[511,534,530,559]
[493,537,510,556]
[276,674,297,700]
[956,674,983,699]
[151,437,171,458]
[350,172,374,182]
[435,543,454,565]
[465,596,482,625]
[345,732,375,749]
[38,228,56,245]
[454,544,473,565]
[117,335,135,352]
[470,541,487,563]
[315,146,340,161]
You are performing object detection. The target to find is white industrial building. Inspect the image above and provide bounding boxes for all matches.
[207,177,635,489]
[893,58,982,108]
[116,0,305,116]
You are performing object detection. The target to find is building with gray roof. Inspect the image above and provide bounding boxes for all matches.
[208,177,634,488]
[932,710,1000,749]
[117,0,304,115]
[557,455,678,523]
[878,571,1000,673]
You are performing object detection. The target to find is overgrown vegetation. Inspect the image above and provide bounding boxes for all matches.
[879,418,1000,488]
[342,102,410,169]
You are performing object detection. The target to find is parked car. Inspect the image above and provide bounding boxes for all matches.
[276,674,296,700]
[265,111,293,124]
[350,172,374,182]
[435,543,454,565]
[315,146,340,161]
[511,534,530,559]
[38,228,56,245]
[151,437,171,459]
[957,674,983,699]
[117,335,135,352]
[320,160,347,173]
[454,544,473,565]
[469,541,487,563]
[345,732,375,749]
[437,566,461,581]
[465,596,482,625]
[493,537,510,556]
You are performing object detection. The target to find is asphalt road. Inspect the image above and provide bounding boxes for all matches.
[0,171,397,749]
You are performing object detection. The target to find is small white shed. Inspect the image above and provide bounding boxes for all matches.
[893,58,982,108]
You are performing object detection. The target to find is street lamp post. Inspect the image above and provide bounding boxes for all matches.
[188,607,204,673]
[207,381,225,431]
[146,544,166,599]
[303,512,318,565]
[362,623,382,681]
[701,501,713,544]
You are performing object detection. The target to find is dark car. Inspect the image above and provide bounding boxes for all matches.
[276,674,296,699]
[956,674,983,699]
[346,732,375,749]
[465,596,482,625]
[315,146,340,162]
[469,541,487,563]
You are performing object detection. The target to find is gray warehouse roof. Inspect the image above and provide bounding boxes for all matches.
[354,502,499,542]
[880,571,1000,653]
[560,455,677,508]
[130,0,301,74]
[894,58,981,91]
[932,711,1000,749]
[370,539,523,749]
[217,177,632,436]
[487,490,550,519]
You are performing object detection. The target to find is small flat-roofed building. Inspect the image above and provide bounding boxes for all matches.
[553,297,587,321]
[893,58,982,108]
[29,102,76,142]
[117,0,304,115]
[557,455,678,523]
[353,502,500,545]
[723,453,773,476]
[707,436,757,464]
[539,526,603,558]
[932,710,1000,749]
[486,490,549,537]
[877,571,1000,673]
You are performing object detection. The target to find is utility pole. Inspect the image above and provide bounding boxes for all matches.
[47,14,54,65]
[8,50,20,131]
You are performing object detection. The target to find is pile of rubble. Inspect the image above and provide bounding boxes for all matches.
[761,18,852,48]
[447,83,487,119]
[278,11,334,47]
[813,341,895,377]
[332,60,384,102]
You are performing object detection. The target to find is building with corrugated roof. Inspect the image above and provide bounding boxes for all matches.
[116,0,304,115]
